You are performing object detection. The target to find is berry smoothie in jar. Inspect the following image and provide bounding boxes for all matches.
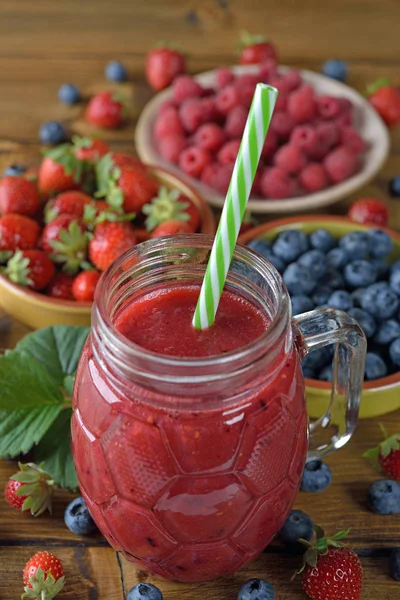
[71,235,366,582]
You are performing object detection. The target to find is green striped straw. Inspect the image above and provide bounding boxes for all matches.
[192,83,278,330]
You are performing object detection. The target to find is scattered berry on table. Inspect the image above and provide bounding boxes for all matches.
[23,551,64,600]
[309,228,336,253]
[301,460,332,493]
[4,479,27,511]
[2,164,26,177]
[0,176,40,217]
[364,426,400,480]
[390,337,400,367]
[46,272,75,300]
[72,270,101,303]
[127,583,163,600]
[364,352,387,380]
[322,59,348,82]
[348,308,376,339]
[5,250,55,291]
[39,121,68,145]
[278,509,314,547]
[291,295,314,315]
[64,496,97,535]
[58,83,81,104]
[4,463,54,516]
[390,548,400,581]
[348,197,389,227]
[0,214,40,252]
[237,578,275,600]
[85,91,127,129]
[238,31,278,65]
[368,81,400,127]
[146,47,186,91]
[367,479,400,514]
[389,176,400,197]
[105,60,128,82]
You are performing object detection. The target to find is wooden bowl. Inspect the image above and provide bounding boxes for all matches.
[0,165,216,330]
[238,215,400,419]
[136,65,390,215]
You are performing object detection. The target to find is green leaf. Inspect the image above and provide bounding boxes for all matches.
[16,326,90,386]
[0,405,62,457]
[0,351,64,410]
[63,374,75,397]
[35,409,78,489]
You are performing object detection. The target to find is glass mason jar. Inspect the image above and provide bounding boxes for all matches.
[71,235,366,583]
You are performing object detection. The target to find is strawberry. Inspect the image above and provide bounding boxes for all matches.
[45,191,93,223]
[298,526,363,600]
[89,221,137,271]
[39,144,89,196]
[0,176,40,217]
[72,270,101,302]
[146,46,186,91]
[46,272,75,300]
[85,91,127,129]
[0,214,40,254]
[367,78,400,127]
[348,197,389,227]
[73,136,110,162]
[41,214,89,274]
[112,153,147,171]
[238,31,278,65]
[4,249,55,291]
[142,186,197,232]
[364,424,400,479]
[4,463,54,516]
[23,551,64,600]
[95,153,158,214]
[151,218,191,238]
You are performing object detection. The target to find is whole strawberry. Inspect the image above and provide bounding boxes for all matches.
[85,91,127,129]
[367,79,400,127]
[0,214,40,252]
[4,463,54,516]
[73,136,110,162]
[364,425,400,479]
[41,214,89,274]
[45,191,93,223]
[238,31,278,65]
[72,270,101,302]
[4,250,55,291]
[142,186,193,232]
[348,197,389,227]
[151,218,191,238]
[23,551,64,600]
[46,272,75,300]
[0,176,40,217]
[89,221,137,271]
[39,145,88,196]
[298,527,363,600]
[146,46,186,91]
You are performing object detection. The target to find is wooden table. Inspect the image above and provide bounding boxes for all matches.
[1,2,400,598]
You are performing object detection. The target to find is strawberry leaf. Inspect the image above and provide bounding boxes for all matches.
[0,405,62,458]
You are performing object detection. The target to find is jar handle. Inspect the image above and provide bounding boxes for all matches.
[292,308,367,460]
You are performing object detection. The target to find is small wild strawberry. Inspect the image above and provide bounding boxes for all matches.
[363,424,400,480]
[4,463,54,516]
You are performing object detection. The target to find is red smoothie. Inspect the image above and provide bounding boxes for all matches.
[71,283,308,582]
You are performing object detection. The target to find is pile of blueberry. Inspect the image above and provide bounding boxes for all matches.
[247,227,400,382]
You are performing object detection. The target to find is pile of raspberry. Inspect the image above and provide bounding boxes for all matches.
[153,63,367,200]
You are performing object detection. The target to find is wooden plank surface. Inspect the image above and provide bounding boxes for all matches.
[1,1,400,598]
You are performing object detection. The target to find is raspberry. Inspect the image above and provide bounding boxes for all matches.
[224,105,248,139]
[216,67,235,89]
[179,146,211,178]
[338,97,353,113]
[336,111,352,127]
[201,87,214,97]
[258,58,278,83]
[275,92,288,112]
[237,74,259,88]
[274,144,307,175]
[179,98,204,133]
[299,162,328,192]
[173,75,203,102]
[308,142,329,161]
[340,126,366,154]
[217,140,241,165]
[281,69,302,91]
[261,129,278,160]
[159,135,186,163]
[239,83,257,108]
[201,163,233,195]
[201,97,219,122]
[251,169,263,196]
[290,125,318,155]
[317,95,341,120]
[270,111,295,139]
[194,123,225,152]
[154,107,184,138]
[288,85,316,124]
[260,167,296,199]
[316,121,339,149]
[323,146,359,183]
[158,99,177,115]
[216,85,241,115]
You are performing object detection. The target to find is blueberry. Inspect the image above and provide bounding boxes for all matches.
[319,364,333,382]
[390,548,400,581]
[389,176,400,198]
[302,366,317,379]
[367,479,400,515]
[360,283,399,319]
[326,247,348,269]
[351,288,364,307]
[2,164,26,177]
[298,250,327,279]
[319,268,345,290]
[368,228,394,258]
[391,260,400,274]
[339,231,370,259]
[365,352,387,380]
[105,60,128,82]
[348,308,376,339]
[283,263,317,296]
[39,121,68,145]
[389,337,400,367]
[344,260,378,289]
[327,290,353,311]
[247,239,286,273]
[301,460,332,493]
[127,583,163,600]
[58,83,81,104]
[390,270,400,295]
[278,510,314,548]
[302,346,332,371]
[309,228,336,253]
[291,295,314,315]
[322,59,348,82]
[312,285,332,306]
[64,497,97,535]
[272,230,309,262]
[373,319,400,344]
[371,259,390,280]
[247,238,272,254]
[237,578,275,600]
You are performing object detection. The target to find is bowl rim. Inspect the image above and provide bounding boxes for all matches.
[238,214,400,391]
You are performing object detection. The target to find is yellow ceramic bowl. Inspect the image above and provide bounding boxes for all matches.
[0,165,216,330]
[239,215,400,419]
